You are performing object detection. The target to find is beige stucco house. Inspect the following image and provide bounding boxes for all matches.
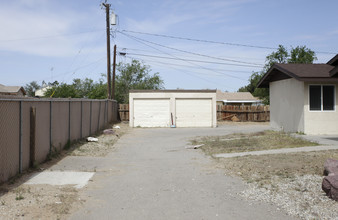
[258,55,338,135]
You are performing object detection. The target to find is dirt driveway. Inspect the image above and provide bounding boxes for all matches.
[64,123,293,220]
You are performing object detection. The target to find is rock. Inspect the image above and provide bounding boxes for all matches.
[322,175,338,201]
[103,129,115,135]
[323,158,338,176]
[113,125,120,129]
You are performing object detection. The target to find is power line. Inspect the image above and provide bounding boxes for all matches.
[118,46,264,61]
[126,57,252,74]
[0,29,104,42]
[126,55,236,90]
[121,30,337,55]
[118,31,264,67]
[120,52,261,68]
[118,33,247,81]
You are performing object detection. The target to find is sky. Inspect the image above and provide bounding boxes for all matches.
[1,0,338,92]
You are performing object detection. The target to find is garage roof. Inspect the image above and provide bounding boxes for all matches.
[130,89,216,93]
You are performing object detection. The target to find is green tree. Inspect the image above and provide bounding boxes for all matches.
[288,46,317,64]
[115,60,164,103]
[44,82,78,98]
[238,45,317,105]
[44,77,107,99]
[24,81,41,97]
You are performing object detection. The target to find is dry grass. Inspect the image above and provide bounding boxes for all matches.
[192,130,318,155]
[219,150,338,184]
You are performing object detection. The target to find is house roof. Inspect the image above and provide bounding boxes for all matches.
[216,90,259,102]
[0,84,26,95]
[257,55,338,88]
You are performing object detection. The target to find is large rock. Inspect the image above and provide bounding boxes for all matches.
[322,175,338,201]
[322,158,338,201]
[323,158,338,176]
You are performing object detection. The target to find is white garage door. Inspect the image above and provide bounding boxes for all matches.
[176,99,212,127]
[133,99,170,127]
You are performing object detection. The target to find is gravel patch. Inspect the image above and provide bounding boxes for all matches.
[241,174,338,220]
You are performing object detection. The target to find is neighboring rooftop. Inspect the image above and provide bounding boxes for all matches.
[216,90,260,102]
[258,54,338,88]
[0,84,26,96]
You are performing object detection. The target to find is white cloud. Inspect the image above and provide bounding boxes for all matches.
[0,1,105,57]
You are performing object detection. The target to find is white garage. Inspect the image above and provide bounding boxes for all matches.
[129,90,217,128]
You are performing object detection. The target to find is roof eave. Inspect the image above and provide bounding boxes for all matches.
[257,64,300,88]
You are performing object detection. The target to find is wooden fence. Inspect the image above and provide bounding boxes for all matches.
[217,105,270,122]
[119,104,130,121]
[119,104,269,122]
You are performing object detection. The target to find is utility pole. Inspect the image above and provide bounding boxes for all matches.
[112,44,116,99]
[102,3,111,99]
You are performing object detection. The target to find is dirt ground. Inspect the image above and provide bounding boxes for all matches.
[193,130,317,155]
[196,131,338,219]
[0,122,130,220]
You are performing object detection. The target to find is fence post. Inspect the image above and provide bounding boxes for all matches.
[30,107,36,168]
[80,100,83,139]
[104,100,107,126]
[19,101,22,173]
[90,101,92,135]
[50,100,53,154]
[68,101,71,144]
[97,101,101,132]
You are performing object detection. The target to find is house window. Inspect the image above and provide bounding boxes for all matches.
[309,85,335,111]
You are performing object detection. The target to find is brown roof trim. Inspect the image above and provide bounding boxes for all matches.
[329,65,338,77]
[327,54,338,66]
[300,77,338,82]
[129,89,216,93]
[257,63,300,88]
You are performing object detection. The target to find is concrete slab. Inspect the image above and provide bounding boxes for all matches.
[25,171,94,189]
[214,145,338,158]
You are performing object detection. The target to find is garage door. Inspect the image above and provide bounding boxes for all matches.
[175,99,212,127]
[133,99,170,127]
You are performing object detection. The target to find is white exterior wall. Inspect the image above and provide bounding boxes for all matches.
[270,78,305,133]
[303,82,338,135]
[129,92,217,128]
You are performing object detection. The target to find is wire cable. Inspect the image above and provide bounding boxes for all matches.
[118,32,247,81]
[121,29,337,55]
[118,31,264,67]
[121,52,262,68]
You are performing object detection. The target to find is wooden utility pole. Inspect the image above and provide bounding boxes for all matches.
[103,3,112,99]
[112,44,116,99]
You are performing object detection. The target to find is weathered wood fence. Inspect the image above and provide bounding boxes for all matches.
[217,105,270,122]
[119,104,130,121]
[119,104,269,122]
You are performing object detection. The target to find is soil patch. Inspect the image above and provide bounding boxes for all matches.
[193,130,318,155]
[0,183,81,219]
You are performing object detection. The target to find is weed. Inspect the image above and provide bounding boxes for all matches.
[47,146,59,161]
[296,131,305,135]
[1,200,5,206]
[64,140,71,150]
[15,193,24,201]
